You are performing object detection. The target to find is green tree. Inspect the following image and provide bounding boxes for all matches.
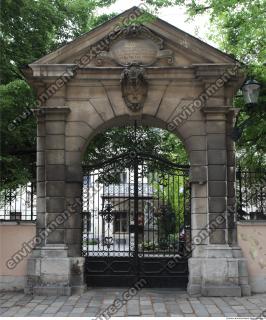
[144,0,266,171]
[0,0,116,191]
[0,80,36,190]
[0,0,116,83]
[83,126,188,166]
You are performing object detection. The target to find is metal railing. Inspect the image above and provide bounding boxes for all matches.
[236,168,266,220]
[0,182,36,221]
[103,183,154,196]
[0,168,264,221]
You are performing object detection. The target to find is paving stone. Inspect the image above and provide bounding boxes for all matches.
[224,312,237,317]
[44,307,61,313]
[206,305,221,314]
[141,310,155,316]
[1,307,21,317]
[178,302,193,313]
[154,311,168,316]
[1,301,16,308]
[153,302,167,313]
[0,308,8,315]
[232,305,247,311]
[15,307,33,316]
[33,305,48,311]
[237,313,252,317]
[54,312,70,316]
[28,311,45,316]
[0,289,265,317]
[70,307,86,313]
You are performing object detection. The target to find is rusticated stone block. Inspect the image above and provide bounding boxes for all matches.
[208,150,227,165]
[191,184,207,198]
[209,229,226,244]
[191,213,208,229]
[46,197,65,213]
[46,121,65,135]
[186,136,206,151]
[208,165,226,181]
[208,181,226,197]
[37,151,44,166]
[46,135,65,150]
[189,166,207,184]
[190,151,207,166]
[209,213,226,228]
[66,165,83,182]
[46,150,65,165]
[207,134,226,149]
[46,229,65,244]
[206,121,226,134]
[209,197,226,213]
[65,230,82,246]
[46,164,65,180]
[191,198,208,214]
[46,181,65,197]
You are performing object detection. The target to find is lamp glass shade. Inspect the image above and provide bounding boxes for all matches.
[242,79,260,105]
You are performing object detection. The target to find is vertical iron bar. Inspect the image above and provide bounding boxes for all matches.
[134,154,139,266]
[31,182,34,220]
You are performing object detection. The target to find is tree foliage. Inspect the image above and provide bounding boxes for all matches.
[1,0,265,192]
[0,0,116,190]
[0,80,36,190]
[144,0,266,170]
[83,126,188,166]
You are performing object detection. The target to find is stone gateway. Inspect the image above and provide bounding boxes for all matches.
[23,7,250,296]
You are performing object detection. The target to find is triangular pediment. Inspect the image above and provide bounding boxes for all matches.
[30,6,236,68]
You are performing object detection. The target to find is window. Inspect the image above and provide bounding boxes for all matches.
[114,212,128,232]
[83,211,91,232]
[119,172,127,184]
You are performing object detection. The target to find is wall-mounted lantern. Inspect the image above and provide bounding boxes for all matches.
[231,79,261,141]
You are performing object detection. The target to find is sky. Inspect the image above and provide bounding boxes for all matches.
[97,0,217,47]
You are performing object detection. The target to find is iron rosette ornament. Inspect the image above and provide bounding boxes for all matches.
[121,63,148,112]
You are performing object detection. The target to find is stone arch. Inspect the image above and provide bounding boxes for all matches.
[25,7,251,296]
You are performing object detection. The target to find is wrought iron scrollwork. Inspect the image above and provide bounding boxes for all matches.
[100,203,114,223]
[103,236,114,248]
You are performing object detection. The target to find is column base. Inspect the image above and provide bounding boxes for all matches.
[25,245,86,296]
[187,245,251,297]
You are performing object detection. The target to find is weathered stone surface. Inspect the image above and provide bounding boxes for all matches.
[190,166,207,184]
[209,229,226,244]
[208,150,227,165]
[46,198,65,213]
[46,181,65,197]
[23,7,249,297]
[46,164,65,181]
[207,134,226,149]
[209,197,226,213]
[208,165,226,180]
[209,181,226,197]
[45,135,65,150]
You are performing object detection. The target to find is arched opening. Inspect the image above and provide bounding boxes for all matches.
[80,122,191,287]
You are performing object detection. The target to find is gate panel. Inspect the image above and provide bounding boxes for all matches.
[82,153,191,287]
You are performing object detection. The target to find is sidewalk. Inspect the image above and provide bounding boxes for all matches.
[0,288,265,317]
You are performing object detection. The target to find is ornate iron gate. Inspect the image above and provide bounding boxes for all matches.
[82,152,191,287]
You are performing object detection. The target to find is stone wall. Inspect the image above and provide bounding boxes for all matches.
[237,221,266,293]
[1,221,265,293]
[0,222,36,291]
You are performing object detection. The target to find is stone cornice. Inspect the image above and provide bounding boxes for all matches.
[32,107,71,118]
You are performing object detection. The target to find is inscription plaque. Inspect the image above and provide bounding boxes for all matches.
[112,39,158,66]
[96,25,174,66]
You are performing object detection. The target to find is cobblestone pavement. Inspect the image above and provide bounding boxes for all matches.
[0,289,265,317]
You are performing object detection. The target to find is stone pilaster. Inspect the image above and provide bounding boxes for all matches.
[35,110,45,246]
[188,106,251,297]
[25,107,86,295]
